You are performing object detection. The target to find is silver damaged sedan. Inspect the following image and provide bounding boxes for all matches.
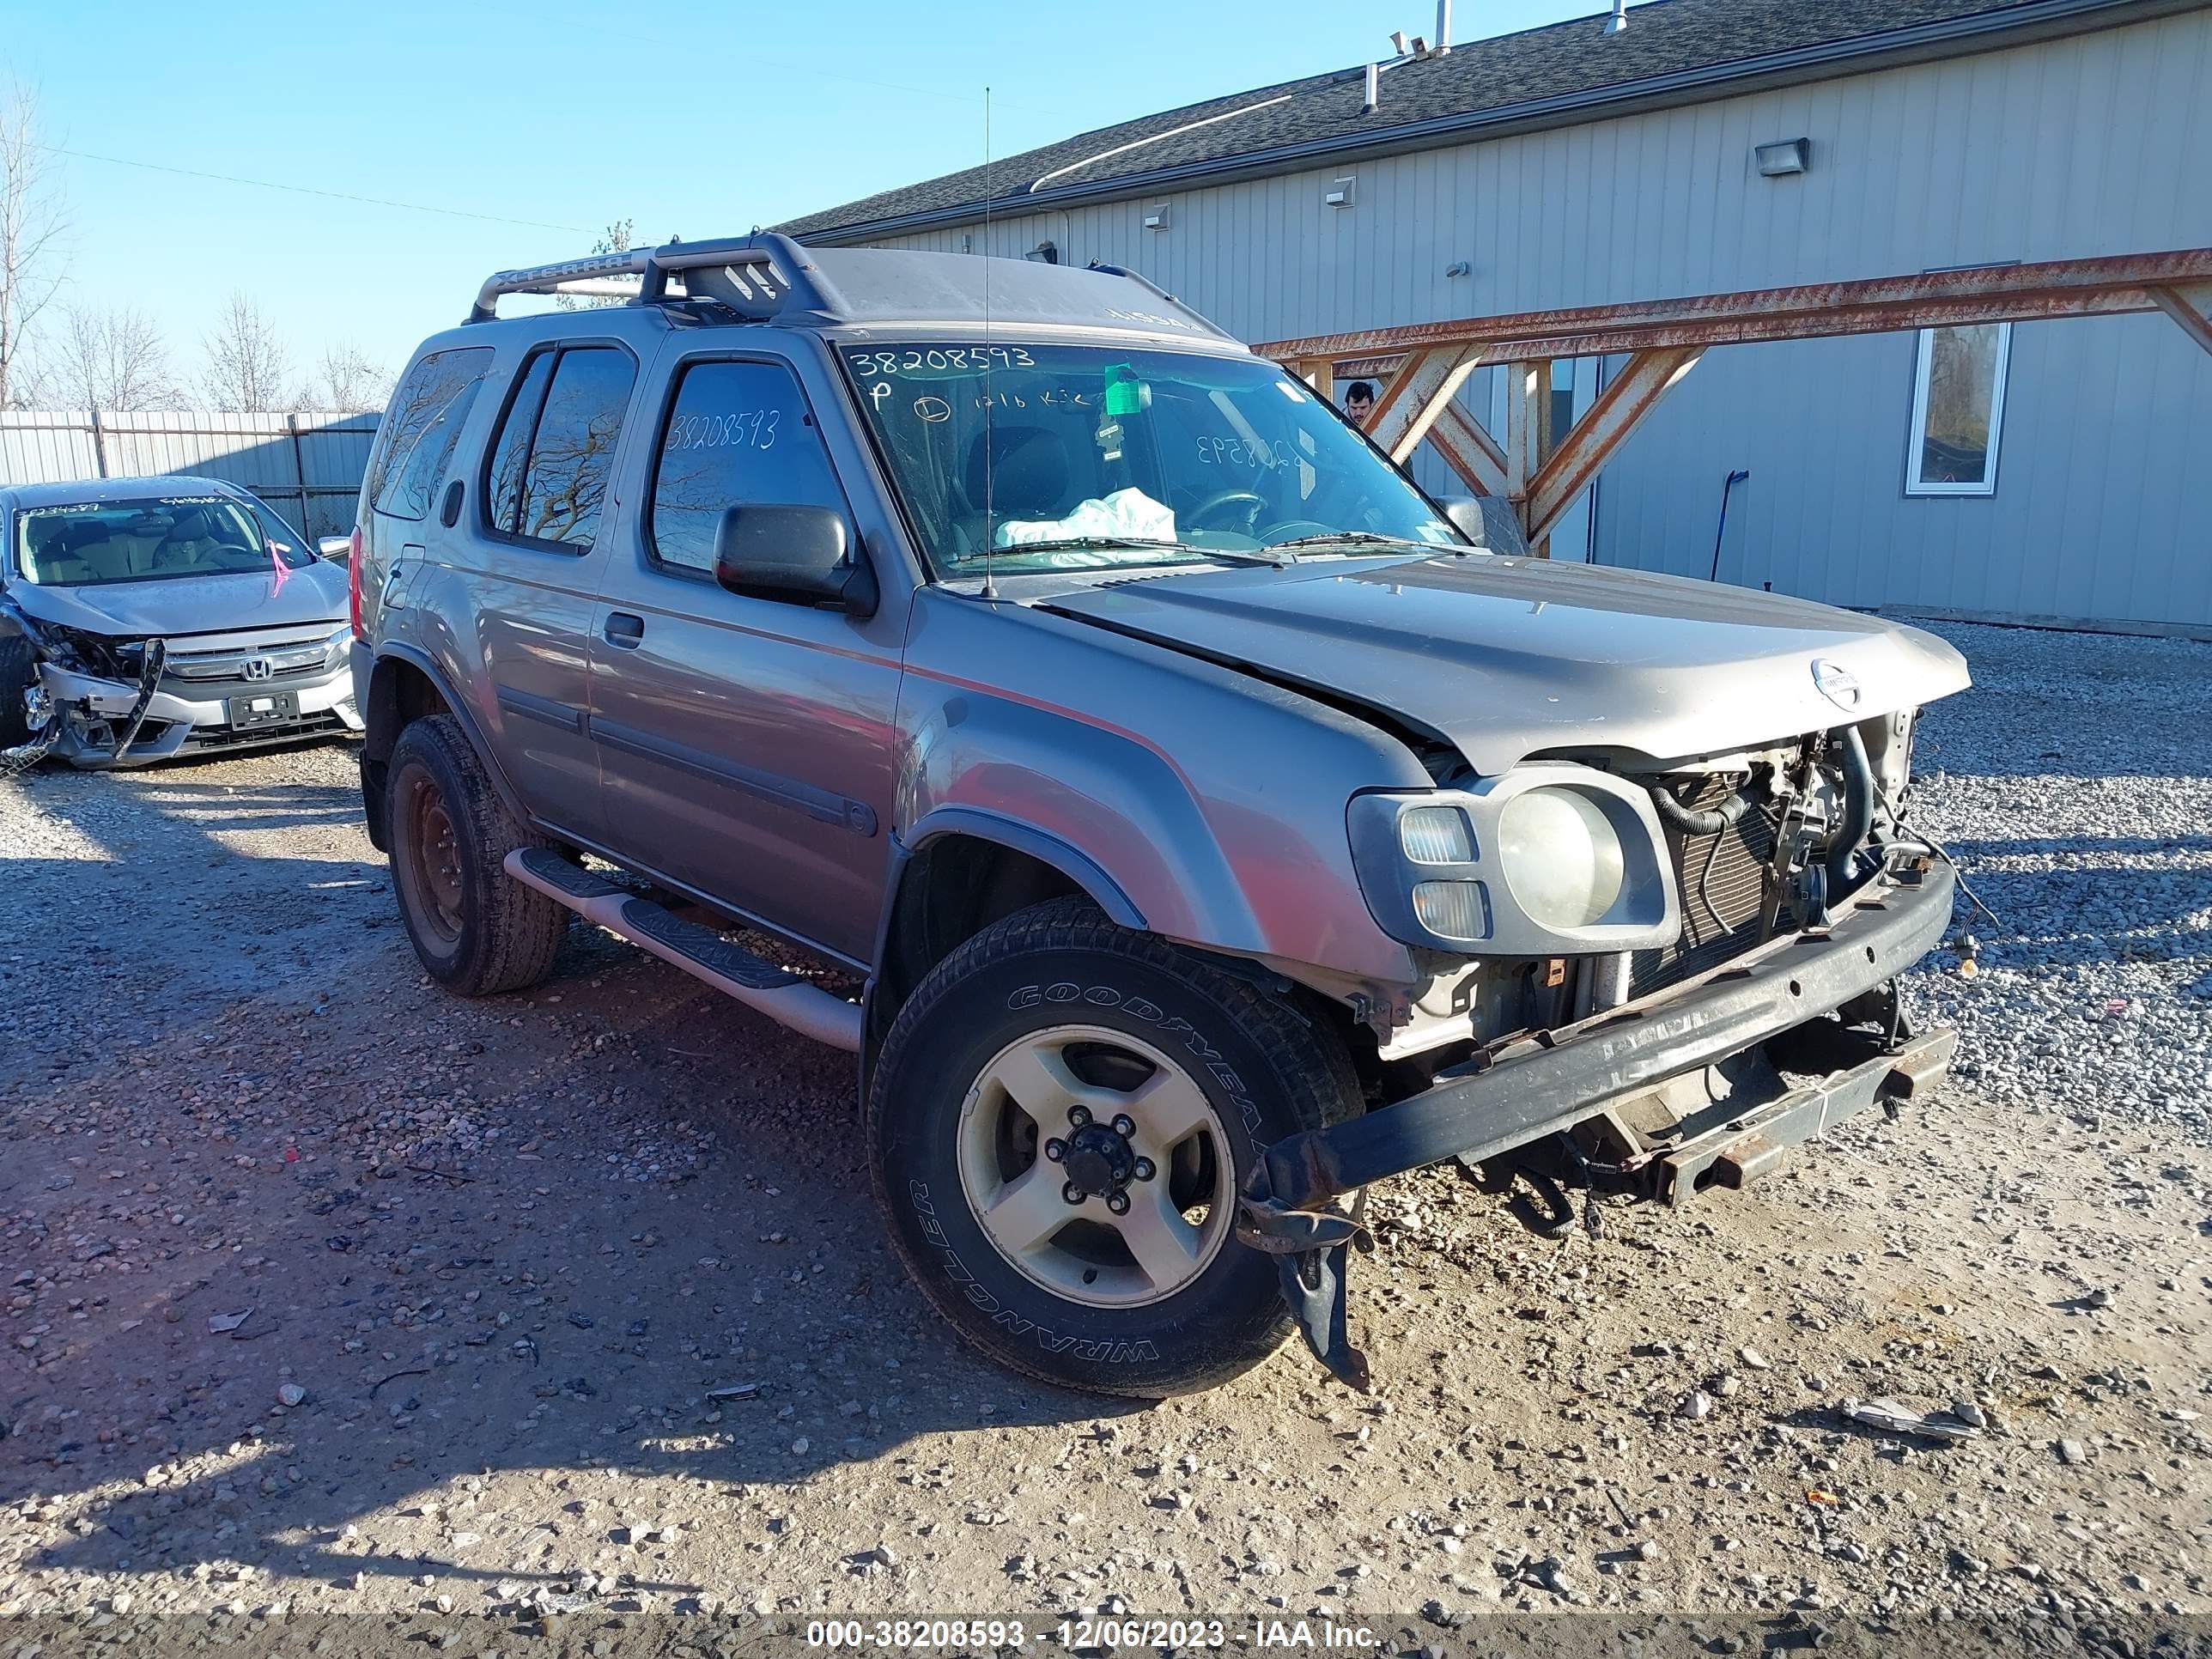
[0,476,360,769]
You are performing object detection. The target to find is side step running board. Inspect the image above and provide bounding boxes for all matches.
[503,848,861,1053]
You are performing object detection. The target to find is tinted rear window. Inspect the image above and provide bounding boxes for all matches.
[482,344,635,550]
[371,347,493,521]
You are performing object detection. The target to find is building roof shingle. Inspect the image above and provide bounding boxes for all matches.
[782,0,2154,240]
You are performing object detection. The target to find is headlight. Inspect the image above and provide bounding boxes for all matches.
[1348,767,1675,954]
[1398,805,1473,864]
[1497,787,1626,929]
[1411,879,1487,940]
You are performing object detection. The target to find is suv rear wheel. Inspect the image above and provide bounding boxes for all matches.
[867,896,1359,1396]
[388,714,567,996]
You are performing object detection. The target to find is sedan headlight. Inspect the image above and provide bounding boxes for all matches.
[1497,787,1626,928]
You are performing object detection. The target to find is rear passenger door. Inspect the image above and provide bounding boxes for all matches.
[455,339,640,842]
[587,349,903,964]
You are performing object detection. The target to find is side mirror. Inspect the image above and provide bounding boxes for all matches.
[317,535,354,562]
[713,504,878,617]
[1442,496,1531,557]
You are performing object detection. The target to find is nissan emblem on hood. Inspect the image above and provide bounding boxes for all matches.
[1811,658,1863,710]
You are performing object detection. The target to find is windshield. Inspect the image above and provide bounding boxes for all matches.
[839,342,1462,574]
[13,495,317,587]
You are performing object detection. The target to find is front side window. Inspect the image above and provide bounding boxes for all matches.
[839,342,1460,574]
[1906,322,2010,495]
[371,347,493,521]
[15,494,316,586]
[650,360,850,573]
[483,344,636,550]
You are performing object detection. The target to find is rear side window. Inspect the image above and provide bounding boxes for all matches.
[649,360,848,573]
[370,347,493,521]
[482,344,635,550]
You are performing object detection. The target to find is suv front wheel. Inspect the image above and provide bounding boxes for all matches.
[867,896,1359,1396]
[387,714,568,996]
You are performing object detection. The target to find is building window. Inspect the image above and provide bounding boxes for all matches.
[1905,322,2010,495]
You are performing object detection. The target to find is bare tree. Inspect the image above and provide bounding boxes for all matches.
[0,79,68,409]
[31,304,177,410]
[305,343,392,412]
[199,293,291,412]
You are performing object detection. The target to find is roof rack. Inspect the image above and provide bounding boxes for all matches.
[467,233,848,325]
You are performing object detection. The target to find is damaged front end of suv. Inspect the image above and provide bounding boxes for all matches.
[1243,697,1957,1390]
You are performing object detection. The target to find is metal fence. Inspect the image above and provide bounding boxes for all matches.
[0,410,380,539]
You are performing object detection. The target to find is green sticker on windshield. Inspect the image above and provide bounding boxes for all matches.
[1103,363,1144,417]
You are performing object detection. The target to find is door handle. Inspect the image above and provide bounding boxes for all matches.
[604,611,646,647]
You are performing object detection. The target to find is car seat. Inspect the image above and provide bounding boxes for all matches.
[960,427,1074,547]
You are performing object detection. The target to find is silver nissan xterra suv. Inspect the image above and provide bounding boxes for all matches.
[351,234,1970,1395]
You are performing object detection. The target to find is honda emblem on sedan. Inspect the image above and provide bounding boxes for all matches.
[1810,658,1861,710]
[241,657,274,682]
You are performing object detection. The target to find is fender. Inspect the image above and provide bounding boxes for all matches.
[363,641,533,832]
[906,805,1145,928]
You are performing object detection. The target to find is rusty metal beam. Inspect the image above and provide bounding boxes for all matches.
[2151,282,2212,357]
[1524,346,1705,544]
[1364,345,1485,461]
[1428,404,1509,498]
[1257,247,2212,367]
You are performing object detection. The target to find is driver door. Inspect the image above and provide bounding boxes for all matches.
[586,349,903,964]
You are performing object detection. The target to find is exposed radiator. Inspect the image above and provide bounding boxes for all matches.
[1630,775,1776,999]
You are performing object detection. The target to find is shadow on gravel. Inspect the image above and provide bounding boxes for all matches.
[2,919,1140,1599]
[1945,833,2212,861]
[112,777,366,835]
[1938,857,2212,975]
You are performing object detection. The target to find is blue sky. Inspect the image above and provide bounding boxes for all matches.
[7,0,1595,396]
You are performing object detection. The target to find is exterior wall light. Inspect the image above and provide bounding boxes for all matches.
[1754,138,1811,177]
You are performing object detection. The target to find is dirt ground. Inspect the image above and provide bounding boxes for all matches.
[2,623,2209,1656]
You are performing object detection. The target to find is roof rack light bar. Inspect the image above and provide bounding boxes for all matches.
[466,233,846,325]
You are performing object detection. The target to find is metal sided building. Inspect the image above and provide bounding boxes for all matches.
[782,0,2212,634]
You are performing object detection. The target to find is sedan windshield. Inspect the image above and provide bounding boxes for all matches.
[839,342,1462,574]
[14,495,315,586]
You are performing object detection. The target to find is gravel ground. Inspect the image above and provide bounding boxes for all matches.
[1,623,2208,1656]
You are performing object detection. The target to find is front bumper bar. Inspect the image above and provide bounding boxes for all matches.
[1261,860,1954,1211]
[1245,859,1957,1389]
[40,660,362,768]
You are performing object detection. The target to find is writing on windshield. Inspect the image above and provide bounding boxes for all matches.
[841,343,1459,574]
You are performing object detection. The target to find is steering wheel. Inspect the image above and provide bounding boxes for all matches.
[1184,489,1267,532]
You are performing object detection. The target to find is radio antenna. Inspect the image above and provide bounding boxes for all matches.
[980,84,998,602]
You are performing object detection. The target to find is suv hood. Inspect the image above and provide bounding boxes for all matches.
[1041,554,1971,774]
[7,561,348,641]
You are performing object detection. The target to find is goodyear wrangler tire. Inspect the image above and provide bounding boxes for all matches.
[387,714,567,997]
[867,896,1359,1396]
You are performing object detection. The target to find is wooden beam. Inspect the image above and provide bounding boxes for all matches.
[2151,283,2212,356]
[1425,404,1509,498]
[1523,346,1705,544]
[1364,345,1484,461]
[1290,356,1335,391]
